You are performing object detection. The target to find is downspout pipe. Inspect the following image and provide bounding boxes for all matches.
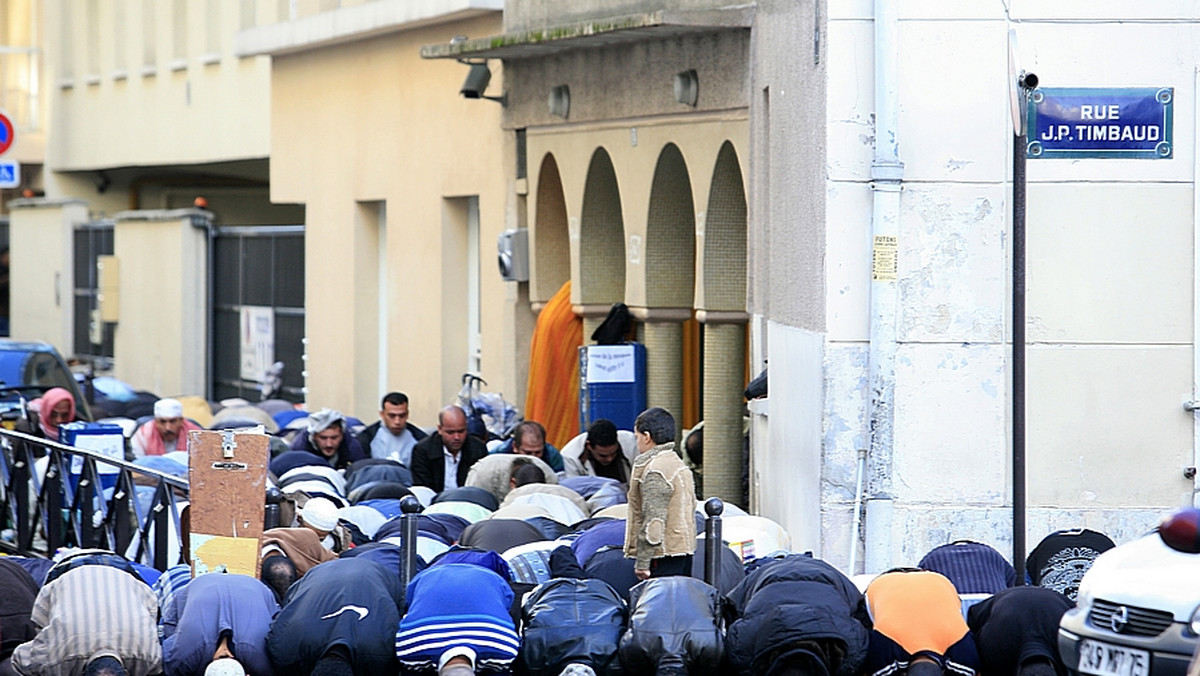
[863,0,904,575]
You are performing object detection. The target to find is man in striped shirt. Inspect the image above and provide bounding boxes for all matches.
[12,560,161,676]
[396,563,520,674]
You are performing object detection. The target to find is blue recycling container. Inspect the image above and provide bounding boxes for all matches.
[579,343,647,432]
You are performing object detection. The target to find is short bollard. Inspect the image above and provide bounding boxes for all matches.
[704,497,724,587]
[263,487,284,531]
[398,495,423,605]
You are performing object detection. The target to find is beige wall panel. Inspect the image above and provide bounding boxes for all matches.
[50,63,271,171]
[269,15,509,423]
[825,19,874,184]
[895,20,1008,184]
[1027,345,1193,508]
[8,200,86,351]
[1027,183,1192,343]
[825,181,872,341]
[892,343,1009,504]
[897,184,1009,344]
[112,211,208,397]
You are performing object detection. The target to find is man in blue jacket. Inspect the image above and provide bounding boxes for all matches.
[490,420,565,473]
[161,573,278,676]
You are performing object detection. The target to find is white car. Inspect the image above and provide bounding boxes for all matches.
[1058,528,1200,676]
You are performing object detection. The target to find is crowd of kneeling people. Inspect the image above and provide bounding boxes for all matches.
[0,391,1126,675]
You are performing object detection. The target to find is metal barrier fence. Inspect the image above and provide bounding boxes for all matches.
[0,428,188,570]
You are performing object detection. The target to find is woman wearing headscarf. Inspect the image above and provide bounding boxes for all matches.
[14,387,78,458]
[32,386,76,442]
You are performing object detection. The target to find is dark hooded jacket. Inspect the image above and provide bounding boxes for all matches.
[266,558,402,674]
[724,555,872,676]
[618,576,724,675]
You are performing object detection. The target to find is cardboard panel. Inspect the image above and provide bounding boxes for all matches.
[187,428,269,577]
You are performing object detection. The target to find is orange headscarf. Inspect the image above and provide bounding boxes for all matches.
[37,387,76,441]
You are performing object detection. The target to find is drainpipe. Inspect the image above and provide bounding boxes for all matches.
[863,0,904,575]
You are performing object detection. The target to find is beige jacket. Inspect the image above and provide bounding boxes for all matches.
[624,442,696,569]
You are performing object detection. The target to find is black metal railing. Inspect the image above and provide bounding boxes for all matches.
[0,428,188,570]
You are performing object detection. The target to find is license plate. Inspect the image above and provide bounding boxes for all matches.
[1079,639,1151,676]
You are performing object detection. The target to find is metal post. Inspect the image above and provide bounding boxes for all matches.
[12,447,30,551]
[44,451,63,553]
[112,470,133,555]
[703,497,724,587]
[153,482,170,570]
[399,496,422,606]
[78,459,97,549]
[1013,111,1028,586]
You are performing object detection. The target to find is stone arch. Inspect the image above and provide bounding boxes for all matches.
[533,153,569,302]
[579,147,625,306]
[645,143,696,308]
[702,141,747,311]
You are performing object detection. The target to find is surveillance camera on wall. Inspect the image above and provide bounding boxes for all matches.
[461,63,492,99]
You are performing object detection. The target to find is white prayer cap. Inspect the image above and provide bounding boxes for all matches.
[154,398,184,419]
[204,659,246,676]
[300,497,340,532]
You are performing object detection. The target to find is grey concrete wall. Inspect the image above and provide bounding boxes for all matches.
[749,0,827,331]
[503,30,749,129]
[506,0,735,32]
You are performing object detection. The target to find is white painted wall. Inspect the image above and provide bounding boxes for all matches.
[757,2,1200,573]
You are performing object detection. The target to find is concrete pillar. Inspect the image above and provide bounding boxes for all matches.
[699,313,748,506]
[634,308,691,438]
[112,209,210,397]
[9,198,88,350]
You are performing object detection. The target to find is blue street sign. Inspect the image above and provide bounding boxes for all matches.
[0,160,19,188]
[1027,87,1173,159]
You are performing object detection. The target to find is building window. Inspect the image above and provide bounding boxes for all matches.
[171,0,187,65]
[240,0,257,30]
[85,0,100,81]
[204,0,221,60]
[113,0,127,75]
[142,0,156,73]
[58,5,74,81]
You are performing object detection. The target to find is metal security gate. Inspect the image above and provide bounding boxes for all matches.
[212,225,305,403]
[72,220,115,361]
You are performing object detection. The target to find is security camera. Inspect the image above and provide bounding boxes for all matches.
[461,63,491,99]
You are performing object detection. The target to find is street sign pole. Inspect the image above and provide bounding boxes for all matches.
[1008,31,1036,585]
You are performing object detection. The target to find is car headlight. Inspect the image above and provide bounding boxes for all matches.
[1190,604,1200,636]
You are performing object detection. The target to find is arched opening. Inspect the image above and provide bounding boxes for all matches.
[644,143,699,428]
[645,143,696,308]
[704,141,747,312]
[533,153,570,303]
[579,148,625,307]
[700,140,749,506]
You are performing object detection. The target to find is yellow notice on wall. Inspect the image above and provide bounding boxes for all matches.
[872,235,898,281]
[191,534,259,576]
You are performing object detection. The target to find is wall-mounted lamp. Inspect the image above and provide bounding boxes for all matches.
[458,59,506,105]
[674,69,699,107]
[93,171,111,194]
[548,85,570,118]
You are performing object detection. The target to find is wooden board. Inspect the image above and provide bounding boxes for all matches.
[187,428,269,577]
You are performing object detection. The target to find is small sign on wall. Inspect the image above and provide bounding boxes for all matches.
[239,306,274,383]
[1027,87,1173,159]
